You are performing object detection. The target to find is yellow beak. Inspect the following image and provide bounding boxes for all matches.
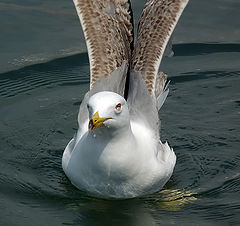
[88,112,112,131]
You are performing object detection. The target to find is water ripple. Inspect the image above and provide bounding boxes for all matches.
[0,53,89,98]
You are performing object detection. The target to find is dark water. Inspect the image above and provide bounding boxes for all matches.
[1,0,240,225]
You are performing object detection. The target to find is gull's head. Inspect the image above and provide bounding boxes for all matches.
[87,91,130,134]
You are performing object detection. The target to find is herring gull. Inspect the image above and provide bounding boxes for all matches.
[62,0,189,199]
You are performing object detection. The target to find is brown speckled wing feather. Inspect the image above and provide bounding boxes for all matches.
[73,0,133,89]
[131,0,189,95]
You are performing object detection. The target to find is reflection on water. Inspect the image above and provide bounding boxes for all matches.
[55,188,197,226]
[157,189,197,211]
[66,198,157,226]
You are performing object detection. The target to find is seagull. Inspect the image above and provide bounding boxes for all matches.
[62,0,189,199]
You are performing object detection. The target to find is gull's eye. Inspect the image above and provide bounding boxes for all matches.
[115,103,122,111]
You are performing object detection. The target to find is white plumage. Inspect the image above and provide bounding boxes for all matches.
[63,91,176,198]
[62,0,189,199]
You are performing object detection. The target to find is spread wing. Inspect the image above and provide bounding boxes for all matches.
[131,0,189,95]
[73,0,133,89]
[127,0,189,136]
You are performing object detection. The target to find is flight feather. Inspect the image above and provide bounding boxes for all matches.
[131,0,189,95]
[73,0,133,89]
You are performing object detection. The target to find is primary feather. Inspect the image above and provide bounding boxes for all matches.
[73,0,133,89]
[131,0,189,96]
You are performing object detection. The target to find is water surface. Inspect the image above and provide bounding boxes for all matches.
[0,0,240,225]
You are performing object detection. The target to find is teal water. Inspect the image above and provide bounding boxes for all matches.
[1,0,240,225]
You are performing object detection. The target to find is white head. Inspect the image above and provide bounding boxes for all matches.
[87,91,130,136]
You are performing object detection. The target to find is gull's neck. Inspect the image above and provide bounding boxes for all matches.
[90,123,133,141]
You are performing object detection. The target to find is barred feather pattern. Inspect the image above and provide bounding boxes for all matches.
[131,0,189,95]
[73,0,133,88]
